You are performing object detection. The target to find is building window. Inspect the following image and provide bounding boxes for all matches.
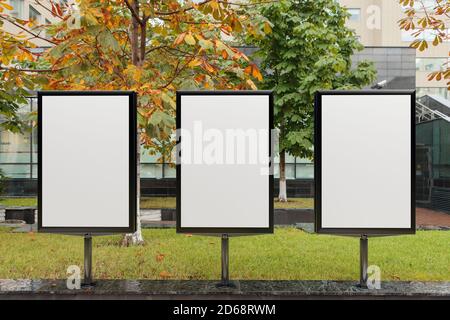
[347,8,361,22]
[416,58,448,72]
[273,155,313,180]
[0,164,31,179]
[402,0,437,11]
[0,97,35,179]
[140,148,177,179]
[9,0,24,18]
[0,132,31,163]
[141,163,163,179]
[402,28,449,42]
[29,5,41,24]
[163,164,176,178]
[416,87,449,100]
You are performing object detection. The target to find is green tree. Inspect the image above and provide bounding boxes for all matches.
[251,0,376,201]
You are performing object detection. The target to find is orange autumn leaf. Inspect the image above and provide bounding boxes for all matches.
[188,58,203,68]
[1,2,13,10]
[159,271,172,279]
[202,61,216,74]
[252,66,263,81]
[156,253,165,262]
[221,49,228,59]
[173,32,186,46]
[244,64,263,81]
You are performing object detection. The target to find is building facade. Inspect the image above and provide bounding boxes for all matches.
[340,0,450,99]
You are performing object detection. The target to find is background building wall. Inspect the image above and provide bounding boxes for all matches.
[353,47,416,89]
[340,0,449,99]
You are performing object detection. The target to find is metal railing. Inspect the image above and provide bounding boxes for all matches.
[416,99,450,123]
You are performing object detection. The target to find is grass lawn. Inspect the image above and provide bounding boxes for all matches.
[0,197,314,209]
[0,227,448,281]
[0,198,37,207]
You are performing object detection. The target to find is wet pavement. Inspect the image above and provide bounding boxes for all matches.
[0,279,448,299]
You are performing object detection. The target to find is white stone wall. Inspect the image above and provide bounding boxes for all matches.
[0,208,5,222]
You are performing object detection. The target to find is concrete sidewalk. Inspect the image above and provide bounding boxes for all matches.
[0,279,448,300]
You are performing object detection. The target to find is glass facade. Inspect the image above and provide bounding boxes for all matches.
[0,97,314,180]
[417,119,450,179]
[0,98,37,179]
[273,153,313,180]
[416,58,448,72]
[416,87,449,100]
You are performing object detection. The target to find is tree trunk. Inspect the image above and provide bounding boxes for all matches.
[122,0,144,246]
[278,149,288,202]
[130,0,140,66]
[122,131,144,246]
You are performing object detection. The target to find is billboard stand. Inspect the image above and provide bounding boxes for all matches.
[359,235,368,288]
[81,234,95,288]
[177,91,274,288]
[216,234,236,288]
[315,90,415,285]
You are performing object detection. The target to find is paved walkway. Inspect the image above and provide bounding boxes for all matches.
[142,208,450,229]
[416,208,450,228]
[3,208,450,231]
[0,279,448,300]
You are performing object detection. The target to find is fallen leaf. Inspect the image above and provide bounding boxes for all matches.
[156,253,165,262]
[160,271,171,279]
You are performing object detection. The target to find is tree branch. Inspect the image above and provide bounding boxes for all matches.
[129,0,140,65]
[154,0,274,16]
[218,0,278,7]
[123,0,142,25]
[158,55,195,89]
[0,15,58,45]
[33,0,63,20]
[144,45,168,56]
[158,16,221,25]
[138,15,151,65]
[154,0,212,16]
[0,65,65,72]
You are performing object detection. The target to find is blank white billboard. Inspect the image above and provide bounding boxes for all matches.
[38,92,137,233]
[315,91,415,235]
[177,91,273,234]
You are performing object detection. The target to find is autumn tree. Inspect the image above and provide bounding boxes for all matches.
[0,0,270,244]
[248,0,376,202]
[399,0,450,88]
[0,0,43,133]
